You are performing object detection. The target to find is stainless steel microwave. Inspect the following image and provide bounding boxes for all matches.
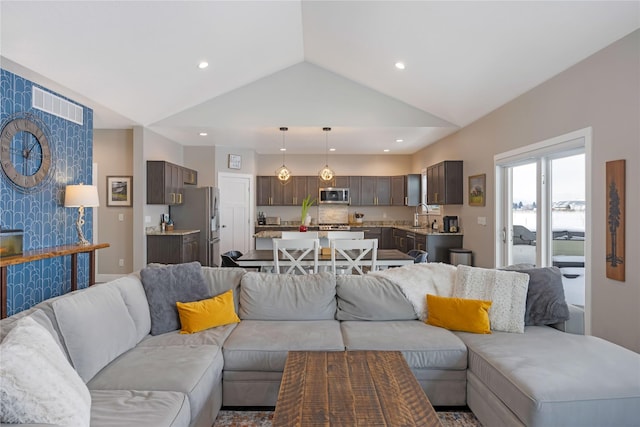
[319,188,350,204]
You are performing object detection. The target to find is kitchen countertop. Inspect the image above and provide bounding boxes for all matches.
[146,229,200,236]
[254,225,462,238]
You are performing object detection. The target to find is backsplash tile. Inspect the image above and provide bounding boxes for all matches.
[1,69,94,316]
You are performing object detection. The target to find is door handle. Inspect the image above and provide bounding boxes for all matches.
[221,225,227,228]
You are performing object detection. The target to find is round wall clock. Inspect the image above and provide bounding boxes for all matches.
[0,115,53,192]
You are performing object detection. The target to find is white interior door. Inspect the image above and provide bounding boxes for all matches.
[218,173,253,257]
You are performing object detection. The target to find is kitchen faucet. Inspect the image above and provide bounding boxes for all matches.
[413,203,430,227]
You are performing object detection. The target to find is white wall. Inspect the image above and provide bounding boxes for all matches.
[413,30,639,352]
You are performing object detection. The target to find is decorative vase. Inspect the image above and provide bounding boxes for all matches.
[299,225,308,232]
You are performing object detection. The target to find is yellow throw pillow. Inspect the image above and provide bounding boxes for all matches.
[425,294,492,334]
[176,290,240,334]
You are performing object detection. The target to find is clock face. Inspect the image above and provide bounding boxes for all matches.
[0,117,52,191]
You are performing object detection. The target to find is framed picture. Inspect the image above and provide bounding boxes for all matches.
[606,159,625,281]
[106,176,132,207]
[468,174,486,207]
[228,154,242,170]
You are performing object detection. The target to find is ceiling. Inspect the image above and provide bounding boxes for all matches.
[1,1,638,155]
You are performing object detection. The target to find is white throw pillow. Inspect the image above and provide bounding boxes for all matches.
[453,265,529,333]
[0,316,91,426]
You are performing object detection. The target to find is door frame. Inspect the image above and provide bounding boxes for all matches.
[494,127,592,333]
[217,172,254,255]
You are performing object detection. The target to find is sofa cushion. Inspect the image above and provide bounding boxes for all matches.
[223,320,344,371]
[52,283,138,382]
[506,266,570,325]
[200,266,245,313]
[140,262,211,335]
[426,294,492,334]
[340,320,467,370]
[88,344,223,423]
[0,317,91,426]
[335,274,417,321]
[138,323,238,348]
[239,272,336,320]
[454,265,529,333]
[176,290,240,334]
[90,390,190,427]
[112,275,152,342]
[456,326,640,427]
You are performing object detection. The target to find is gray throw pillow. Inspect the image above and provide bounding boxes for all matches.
[512,266,570,325]
[140,262,211,335]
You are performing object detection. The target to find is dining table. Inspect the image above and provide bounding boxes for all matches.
[235,248,415,270]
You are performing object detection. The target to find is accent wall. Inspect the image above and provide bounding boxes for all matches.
[0,68,94,316]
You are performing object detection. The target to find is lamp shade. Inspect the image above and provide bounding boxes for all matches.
[64,184,100,207]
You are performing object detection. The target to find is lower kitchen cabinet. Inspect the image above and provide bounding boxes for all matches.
[415,233,463,264]
[147,231,200,264]
[362,227,393,249]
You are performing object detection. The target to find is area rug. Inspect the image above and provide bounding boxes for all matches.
[213,409,481,426]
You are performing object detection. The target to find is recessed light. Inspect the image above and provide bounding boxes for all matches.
[395,139,403,143]
[280,148,286,152]
[384,149,390,152]
[199,132,208,136]
[395,62,405,70]
[198,61,209,69]
[329,148,336,152]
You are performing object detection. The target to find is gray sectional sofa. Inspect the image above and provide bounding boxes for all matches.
[1,266,639,427]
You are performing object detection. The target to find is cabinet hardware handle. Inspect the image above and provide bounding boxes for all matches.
[404,196,408,205]
[178,193,183,204]
[171,193,175,204]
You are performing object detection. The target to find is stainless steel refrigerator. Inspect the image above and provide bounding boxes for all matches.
[169,187,220,267]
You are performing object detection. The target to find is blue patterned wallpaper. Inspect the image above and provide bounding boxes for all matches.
[1,69,94,316]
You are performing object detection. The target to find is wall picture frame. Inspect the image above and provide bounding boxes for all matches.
[468,174,486,206]
[228,154,242,170]
[606,159,625,281]
[106,176,132,207]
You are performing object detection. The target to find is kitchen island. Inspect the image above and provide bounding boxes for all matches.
[254,224,463,264]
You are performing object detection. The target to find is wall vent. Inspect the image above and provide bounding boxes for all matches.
[32,86,84,125]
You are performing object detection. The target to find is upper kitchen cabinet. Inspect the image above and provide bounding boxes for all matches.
[348,176,362,205]
[282,176,309,206]
[426,161,463,205]
[360,176,391,206]
[182,167,198,185]
[147,160,184,205]
[257,176,285,206]
[390,174,421,206]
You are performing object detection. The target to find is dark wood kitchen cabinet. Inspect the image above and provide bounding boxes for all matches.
[182,167,198,185]
[147,231,200,264]
[361,227,393,249]
[360,176,391,205]
[426,161,463,205]
[415,233,463,263]
[147,161,184,205]
[283,176,308,206]
[257,176,285,206]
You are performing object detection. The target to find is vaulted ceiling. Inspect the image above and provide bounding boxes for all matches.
[1,1,638,154]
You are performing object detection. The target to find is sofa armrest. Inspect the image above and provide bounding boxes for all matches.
[550,304,584,335]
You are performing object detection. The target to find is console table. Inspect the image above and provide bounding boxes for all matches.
[0,242,110,318]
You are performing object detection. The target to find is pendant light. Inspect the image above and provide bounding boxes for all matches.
[318,127,335,183]
[275,127,291,184]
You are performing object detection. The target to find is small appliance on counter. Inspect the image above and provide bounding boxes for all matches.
[257,212,266,225]
[265,216,281,225]
[443,216,459,233]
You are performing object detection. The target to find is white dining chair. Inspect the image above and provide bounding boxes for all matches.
[326,231,364,240]
[330,238,378,275]
[281,231,320,239]
[273,238,320,274]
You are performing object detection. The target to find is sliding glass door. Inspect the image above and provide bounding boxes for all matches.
[496,131,588,308]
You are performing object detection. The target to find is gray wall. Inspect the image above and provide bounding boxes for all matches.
[412,30,639,352]
[94,129,134,277]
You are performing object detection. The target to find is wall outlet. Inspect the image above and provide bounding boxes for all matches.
[477,216,487,226]
[118,213,124,221]
[144,216,151,224]
[118,259,124,267]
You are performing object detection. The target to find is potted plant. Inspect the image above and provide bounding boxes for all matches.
[300,195,316,231]
[354,212,364,224]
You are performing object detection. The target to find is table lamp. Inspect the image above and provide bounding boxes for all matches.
[64,184,100,245]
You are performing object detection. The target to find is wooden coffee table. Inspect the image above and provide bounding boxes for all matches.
[273,351,442,427]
